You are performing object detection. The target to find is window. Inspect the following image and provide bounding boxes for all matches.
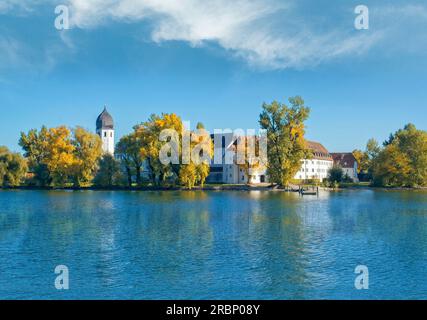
[104,132,106,137]
[110,132,113,137]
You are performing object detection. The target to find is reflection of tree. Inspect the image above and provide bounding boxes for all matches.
[4,189,426,299]
[232,191,310,299]
[122,191,214,297]
[0,190,32,242]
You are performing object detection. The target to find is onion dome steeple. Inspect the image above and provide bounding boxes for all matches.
[96,106,114,130]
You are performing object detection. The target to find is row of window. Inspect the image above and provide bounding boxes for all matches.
[299,168,328,173]
[301,160,332,166]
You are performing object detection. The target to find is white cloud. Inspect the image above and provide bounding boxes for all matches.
[0,0,46,14]
[65,0,384,69]
[2,0,426,70]
[0,36,27,68]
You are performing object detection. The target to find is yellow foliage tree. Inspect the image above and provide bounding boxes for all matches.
[44,126,78,186]
[237,136,267,184]
[20,126,103,187]
[72,127,103,187]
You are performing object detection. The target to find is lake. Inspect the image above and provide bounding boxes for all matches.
[0,189,426,299]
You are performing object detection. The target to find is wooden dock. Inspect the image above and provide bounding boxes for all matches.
[298,186,319,196]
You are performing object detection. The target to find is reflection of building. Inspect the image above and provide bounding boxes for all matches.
[96,107,115,155]
[331,153,359,182]
[294,141,334,182]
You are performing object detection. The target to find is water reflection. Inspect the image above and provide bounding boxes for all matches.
[0,189,427,299]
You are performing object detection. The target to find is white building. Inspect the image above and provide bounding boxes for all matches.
[207,133,268,184]
[331,153,359,182]
[207,136,333,184]
[294,141,334,182]
[96,107,115,155]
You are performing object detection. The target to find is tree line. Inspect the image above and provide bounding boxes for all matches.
[353,123,427,187]
[1,98,426,189]
[0,113,213,189]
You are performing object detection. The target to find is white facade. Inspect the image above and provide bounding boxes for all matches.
[96,107,115,155]
[342,166,358,182]
[222,164,268,184]
[294,158,334,182]
[207,136,333,184]
[97,128,115,155]
[207,133,268,184]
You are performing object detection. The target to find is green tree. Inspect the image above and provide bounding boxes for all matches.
[0,146,28,187]
[328,165,344,183]
[259,96,310,186]
[19,126,51,186]
[116,132,145,187]
[94,154,120,187]
[352,138,380,180]
[116,134,137,187]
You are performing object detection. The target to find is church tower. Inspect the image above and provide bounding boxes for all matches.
[96,106,115,155]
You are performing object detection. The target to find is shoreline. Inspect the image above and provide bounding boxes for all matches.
[1,185,426,192]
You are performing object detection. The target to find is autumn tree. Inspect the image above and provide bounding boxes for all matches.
[40,126,76,186]
[0,146,28,187]
[372,144,411,186]
[134,113,184,185]
[179,162,197,189]
[372,124,427,187]
[352,138,380,181]
[236,136,267,184]
[195,163,210,188]
[20,126,103,187]
[189,123,212,187]
[259,96,310,186]
[72,127,103,187]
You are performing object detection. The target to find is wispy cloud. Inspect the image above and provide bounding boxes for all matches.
[0,36,27,69]
[1,0,427,71]
[65,0,383,69]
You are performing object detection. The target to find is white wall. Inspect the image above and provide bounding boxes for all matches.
[97,129,115,155]
[342,164,359,182]
[294,159,334,182]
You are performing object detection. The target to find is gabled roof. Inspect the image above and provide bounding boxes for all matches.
[331,153,356,168]
[306,140,332,160]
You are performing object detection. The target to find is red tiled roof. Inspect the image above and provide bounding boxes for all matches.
[306,140,332,160]
[331,153,356,168]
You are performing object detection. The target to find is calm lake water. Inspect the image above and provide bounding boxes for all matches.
[0,189,426,299]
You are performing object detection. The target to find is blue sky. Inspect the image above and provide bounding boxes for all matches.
[1,0,426,152]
